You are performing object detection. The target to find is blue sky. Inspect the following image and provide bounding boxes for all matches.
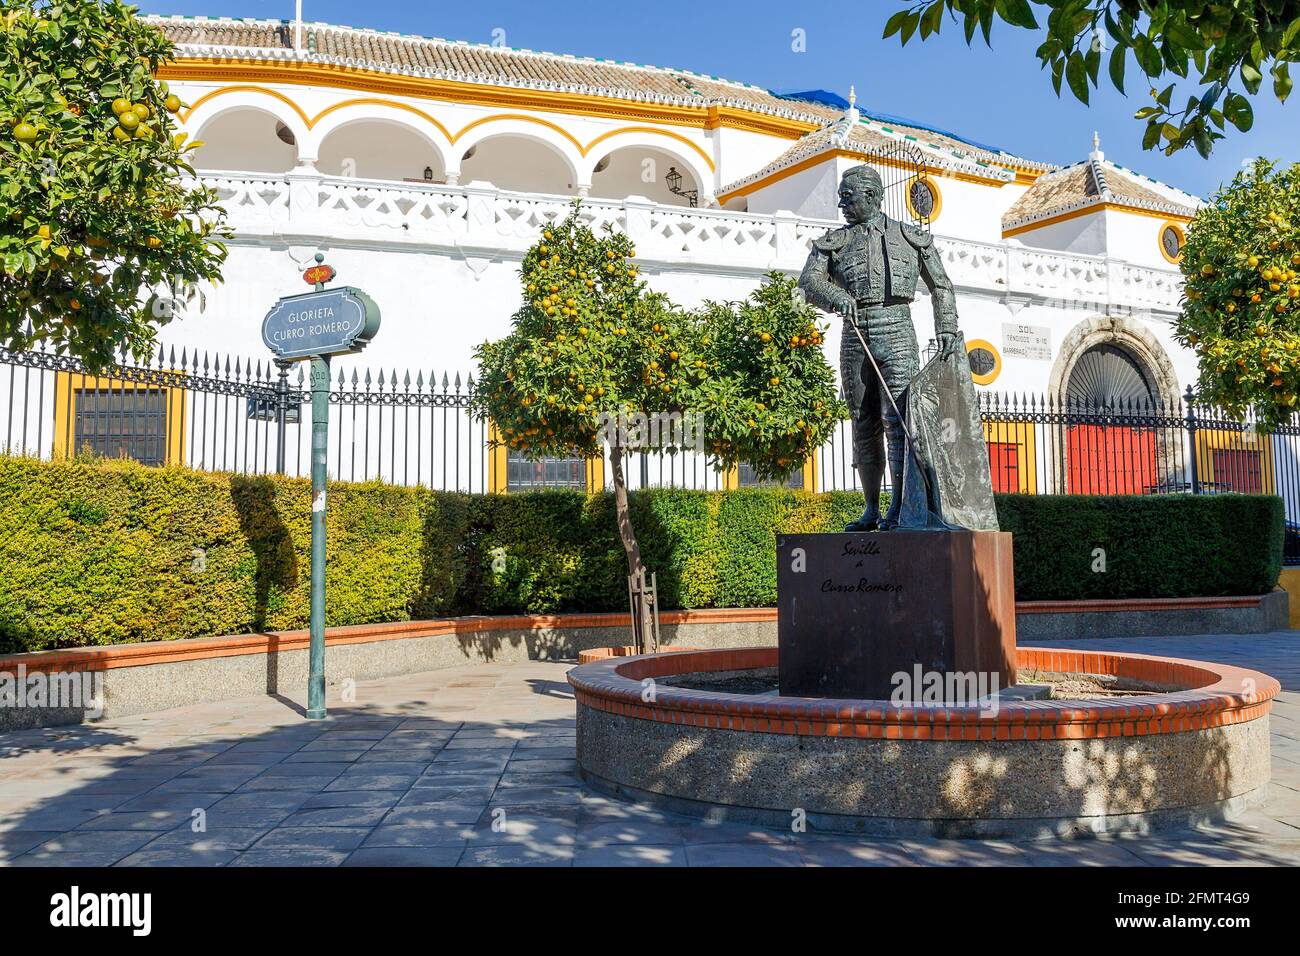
[138,0,1297,198]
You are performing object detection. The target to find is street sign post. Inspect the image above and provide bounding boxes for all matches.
[262,255,381,719]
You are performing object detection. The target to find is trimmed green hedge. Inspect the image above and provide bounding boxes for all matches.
[0,457,1282,653]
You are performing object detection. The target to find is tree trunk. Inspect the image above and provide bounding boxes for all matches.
[608,440,652,651]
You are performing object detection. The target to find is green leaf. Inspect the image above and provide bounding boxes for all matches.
[1275,62,1293,103]
[994,0,1038,30]
[1134,35,1162,76]
[899,10,921,45]
[1141,119,1162,150]
[883,9,912,39]
[1224,92,1254,131]
[1241,62,1263,94]
[1066,51,1090,104]
[920,0,945,39]
[1108,45,1127,93]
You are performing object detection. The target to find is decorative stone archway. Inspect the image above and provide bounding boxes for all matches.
[1048,315,1181,404]
[1044,316,1185,494]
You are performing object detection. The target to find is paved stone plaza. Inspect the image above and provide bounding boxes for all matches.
[1,632,1298,867]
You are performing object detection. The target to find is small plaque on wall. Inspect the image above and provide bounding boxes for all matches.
[1002,322,1052,361]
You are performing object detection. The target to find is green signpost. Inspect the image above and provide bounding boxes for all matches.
[262,255,381,719]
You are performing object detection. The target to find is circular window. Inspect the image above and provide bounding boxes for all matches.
[906,176,941,223]
[965,339,1001,385]
[1159,222,1185,264]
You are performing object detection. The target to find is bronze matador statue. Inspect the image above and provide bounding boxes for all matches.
[799,164,960,531]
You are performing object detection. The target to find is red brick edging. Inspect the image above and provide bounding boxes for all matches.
[0,595,1276,678]
[567,647,1280,742]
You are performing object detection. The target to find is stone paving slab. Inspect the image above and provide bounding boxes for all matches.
[0,634,1298,867]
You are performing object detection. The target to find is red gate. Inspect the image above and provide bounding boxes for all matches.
[1066,425,1156,494]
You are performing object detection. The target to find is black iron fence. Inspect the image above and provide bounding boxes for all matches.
[3,344,1298,560]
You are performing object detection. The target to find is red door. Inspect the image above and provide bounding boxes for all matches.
[987,442,1020,493]
[1211,448,1263,492]
[1067,425,1156,494]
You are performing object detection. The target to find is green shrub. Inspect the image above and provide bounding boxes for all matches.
[994,492,1283,601]
[0,457,1282,653]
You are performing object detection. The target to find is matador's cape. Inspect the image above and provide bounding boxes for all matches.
[898,334,1000,531]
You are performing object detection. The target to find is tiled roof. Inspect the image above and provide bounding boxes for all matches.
[718,109,1019,198]
[1002,156,1198,231]
[145,15,1049,172]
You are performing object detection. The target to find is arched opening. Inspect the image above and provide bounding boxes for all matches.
[317,120,446,184]
[459,135,575,195]
[190,107,298,174]
[1064,343,1160,494]
[1065,344,1155,408]
[587,146,703,206]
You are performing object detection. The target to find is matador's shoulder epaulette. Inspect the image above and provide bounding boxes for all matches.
[811,225,853,253]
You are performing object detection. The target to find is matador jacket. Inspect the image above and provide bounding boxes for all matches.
[798,213,959,337]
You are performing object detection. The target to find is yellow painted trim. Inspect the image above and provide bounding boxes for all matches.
[180,84,312,128]
[52,371,186,464]
[310,97,455,142]
[487,421,605,494]
[451,112,586,155]
[165,63,1050,184]
[1159,220,1186,265]
[802,454,818,494]
[1002,202,1194,239]
[164,60,719,134]
[585,454,606,493]
[717,147,1012,204]
[582,125,715,172]
[982,419,1037,495]
[1193,427,1274,493]
[183,90,715,176]
[905,174,942,225]
[1276,567,1300,630]
[966,339,1002,386]
[721,466,739,491]
[488,422,508,494]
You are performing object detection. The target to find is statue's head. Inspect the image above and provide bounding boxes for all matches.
[838,165,884,225]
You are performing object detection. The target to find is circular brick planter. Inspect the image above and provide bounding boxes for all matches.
[568,647,1280,838]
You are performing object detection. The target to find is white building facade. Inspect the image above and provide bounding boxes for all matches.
[13,16,1262,498]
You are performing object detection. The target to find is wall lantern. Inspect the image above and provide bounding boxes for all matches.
[664,166,698,207]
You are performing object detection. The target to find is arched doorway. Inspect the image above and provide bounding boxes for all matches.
[587,146,703,206]
[459,134,577,195]
[190,107,299,174]
[316,119,445,183]
[1064,343,1159,494]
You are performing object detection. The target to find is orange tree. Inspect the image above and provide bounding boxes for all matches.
[691,275,844,481]
[1,0,228,368]
[471,204,843,642]
[1176,158,1300,429]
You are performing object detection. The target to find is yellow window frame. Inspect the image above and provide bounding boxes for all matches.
[53,370,187,465]
[487,421,605,494]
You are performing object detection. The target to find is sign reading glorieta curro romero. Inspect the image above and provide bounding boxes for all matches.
[262,286,381,360]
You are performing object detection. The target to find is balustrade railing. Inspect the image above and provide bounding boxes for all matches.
[190,171,1185,313]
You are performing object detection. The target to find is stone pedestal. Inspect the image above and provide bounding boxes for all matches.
[776,531,1016,700]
